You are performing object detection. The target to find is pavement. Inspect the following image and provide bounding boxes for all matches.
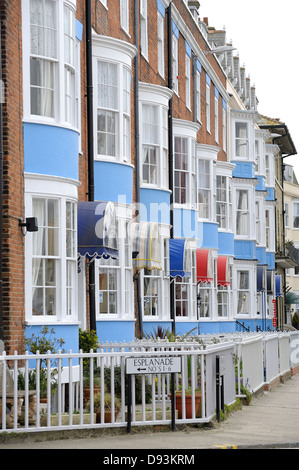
[1,374,299,450]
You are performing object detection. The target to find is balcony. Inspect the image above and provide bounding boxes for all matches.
[276,242,299,268]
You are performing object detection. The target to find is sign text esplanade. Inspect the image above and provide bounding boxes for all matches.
[126,356,181,375]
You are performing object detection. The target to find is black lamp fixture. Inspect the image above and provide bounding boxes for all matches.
[19,217,38,233]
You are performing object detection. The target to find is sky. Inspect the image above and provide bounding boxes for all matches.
[199,0,299,179]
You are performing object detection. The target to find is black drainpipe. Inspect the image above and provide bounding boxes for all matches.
[0,19,3,343]
[167,2,175,334]
[86,0,96,332]
[134,0,143,338]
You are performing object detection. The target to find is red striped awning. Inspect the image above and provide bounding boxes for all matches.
[217,256,231,287]
[196,249,213,284]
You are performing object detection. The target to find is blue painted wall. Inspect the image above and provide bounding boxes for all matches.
[24,323,79,367]
[94,161,133,204]
[24,123,79,180]
[96,321,135,343]
[256,246,266,265]
[266,252,275,270]
[255,176,266,191]
[232,161,255,179]
[140,188,170,224]
[218,231,235,256]
[199,221,218,249]
[266,187,275,201]
[234,239,256,260]
[173,208,198,239]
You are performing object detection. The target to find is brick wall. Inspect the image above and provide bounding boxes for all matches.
[0,0,25,354]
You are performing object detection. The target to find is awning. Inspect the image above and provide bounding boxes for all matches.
[78,201,118,259]
[217,256,231,287]
[267,271,274,295]
[169,239,191,278]
[286,292,299,305]
[257,266,265,292]
[132,222,162,271]
[196,249,213,284]
[275,275,283,298]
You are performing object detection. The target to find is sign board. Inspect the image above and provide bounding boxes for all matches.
[126,356,181,375]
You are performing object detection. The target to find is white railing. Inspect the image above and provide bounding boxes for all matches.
[0,341,236,434]
[1,331,299,434]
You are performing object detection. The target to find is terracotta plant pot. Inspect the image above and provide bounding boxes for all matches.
[174,392,202,419]
[95,409,119,423]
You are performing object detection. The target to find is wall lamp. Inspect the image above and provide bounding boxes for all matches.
[19,217,38,234]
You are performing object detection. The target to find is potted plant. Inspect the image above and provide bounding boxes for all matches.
[90,392,121,423]
[83,374,102,405]
[174,387,202,419]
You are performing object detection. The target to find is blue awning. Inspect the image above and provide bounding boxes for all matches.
[257,266,265,292]
[78,201,118,259]
[275,275,282,298]
[169,239,191,278]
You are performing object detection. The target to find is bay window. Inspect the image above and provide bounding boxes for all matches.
[30,0,57,118]
[236,189,249,236]
[95,48,133,163]
[96,219,133,318]
[217,286,228,317]
[235,122,249,159]
[198,159,211,219]
[24,0,80,127]
[198,283,212,318]
[26,182,78,323]
[141,102,168,188]
[216,175,232,230]
[174,136,196,206]
[175,250,197,319]
[237,270,250,315]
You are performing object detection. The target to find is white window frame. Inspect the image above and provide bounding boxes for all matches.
[285,202,290,228]
[215,94,219,143]
[96,217,134,320]
[92,35,136,164]
[157,10,164,78]
[236,270,250,316]
[25,174,79,324]
[120,0,129,34]
[185,53,191,110]
[216,174,232,231]
[141,231,170,322]
[139,83,171,190]
[173,120,199,210]
[235,188,250,238]
[206,81,210,133]
[235,121,249,159]
[293,201,299,229]
[140,0,148,59]
[22,0,80,131]
[175,248,197,321]
[222,105,227,153]
[196,69,201,123]
[172,33,179,95]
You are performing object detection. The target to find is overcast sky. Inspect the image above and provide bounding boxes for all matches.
[199,0,299,178]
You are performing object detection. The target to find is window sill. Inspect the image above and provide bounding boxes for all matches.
[94,156,134,169]
[23,118,81,135]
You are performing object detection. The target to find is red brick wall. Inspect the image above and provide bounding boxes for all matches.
[0,0,25,354]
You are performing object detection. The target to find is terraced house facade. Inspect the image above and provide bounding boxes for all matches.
[0,0,297,355]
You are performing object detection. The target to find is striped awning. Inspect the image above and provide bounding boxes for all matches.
[196,249,213,284]
[217,256,231,287]
[169,239,192,278]
[78,201,118,259]
[132,222,162,271]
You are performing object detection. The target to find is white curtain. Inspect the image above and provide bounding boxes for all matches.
[32,199,45,314]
